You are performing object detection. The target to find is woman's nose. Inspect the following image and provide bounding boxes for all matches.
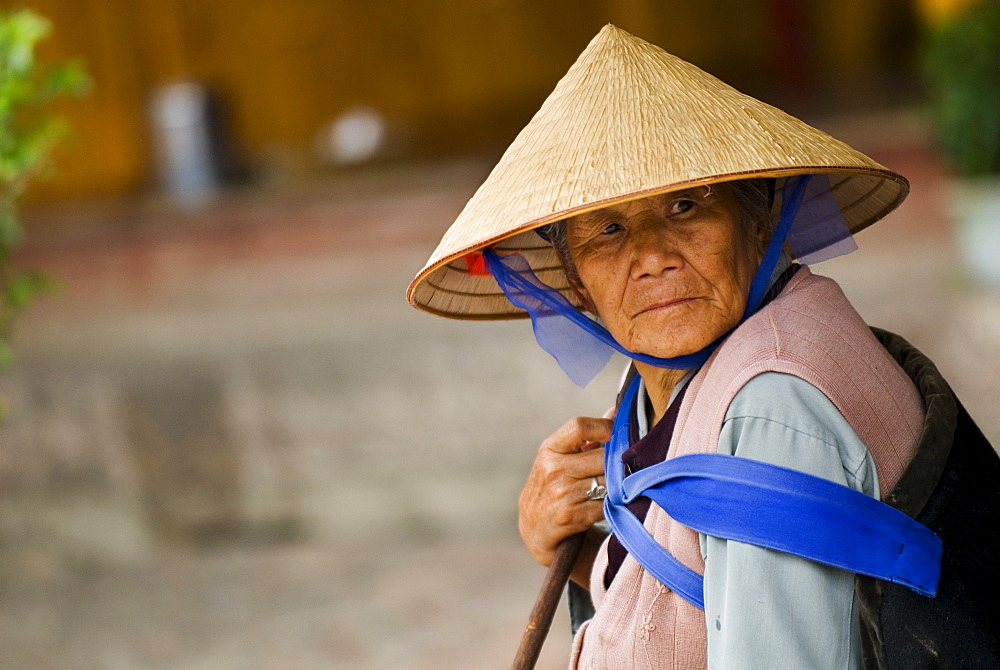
[628,224,681,280]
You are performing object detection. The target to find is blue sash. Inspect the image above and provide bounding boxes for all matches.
[603,375,943,610]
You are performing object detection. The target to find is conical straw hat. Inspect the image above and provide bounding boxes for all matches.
[407,24,908,320]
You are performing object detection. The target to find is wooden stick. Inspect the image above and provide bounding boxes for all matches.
[511,532,587,669]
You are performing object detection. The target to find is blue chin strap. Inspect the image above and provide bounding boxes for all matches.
[484,175,812,387]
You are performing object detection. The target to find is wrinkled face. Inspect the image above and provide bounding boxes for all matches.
[565,185,760,359]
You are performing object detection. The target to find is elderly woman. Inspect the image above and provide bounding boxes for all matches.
[408,25,992,669]
[516,177,926,669]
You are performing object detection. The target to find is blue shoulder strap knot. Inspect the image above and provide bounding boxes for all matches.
[603,375,943,610]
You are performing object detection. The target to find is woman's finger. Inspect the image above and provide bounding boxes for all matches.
[541,416,613,455]
[559,447,606,481]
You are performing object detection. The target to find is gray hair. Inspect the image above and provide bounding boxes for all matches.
[545,179,776,285]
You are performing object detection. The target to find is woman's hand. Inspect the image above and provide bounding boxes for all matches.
[518,416,612,583]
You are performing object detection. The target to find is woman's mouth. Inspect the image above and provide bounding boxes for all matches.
[636,297,698,316]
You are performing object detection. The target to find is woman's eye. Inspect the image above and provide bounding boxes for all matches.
[669,199,695,216]
[601,222,624,235]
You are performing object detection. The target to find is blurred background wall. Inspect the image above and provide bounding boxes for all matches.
[26,0,921,201]
[2,1,998,668]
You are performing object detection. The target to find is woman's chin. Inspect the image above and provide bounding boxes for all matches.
[623,318,723,360]
[627,336,710,360]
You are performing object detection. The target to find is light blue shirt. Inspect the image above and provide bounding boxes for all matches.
[636,371,878,669]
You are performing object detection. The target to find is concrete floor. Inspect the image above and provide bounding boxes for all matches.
[1,114,998,669]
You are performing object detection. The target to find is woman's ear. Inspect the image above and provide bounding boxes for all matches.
[756,223,774,260]
[567,274,598,315]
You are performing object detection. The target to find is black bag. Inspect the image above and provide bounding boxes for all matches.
[859,329,1000,669]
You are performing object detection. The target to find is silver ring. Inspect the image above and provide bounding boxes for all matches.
[586,477,607,501]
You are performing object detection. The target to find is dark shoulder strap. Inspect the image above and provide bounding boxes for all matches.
[870,327,957,517]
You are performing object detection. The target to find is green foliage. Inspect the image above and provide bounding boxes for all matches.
[0,8,89,376]
[921,1,1000,177]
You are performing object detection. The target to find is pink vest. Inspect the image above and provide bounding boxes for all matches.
[571,268,924,669]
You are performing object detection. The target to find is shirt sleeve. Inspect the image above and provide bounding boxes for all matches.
[701,372,879,670]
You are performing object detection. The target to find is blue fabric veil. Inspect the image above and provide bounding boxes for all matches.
[484,174,852,386]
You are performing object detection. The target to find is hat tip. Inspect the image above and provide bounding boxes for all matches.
[591,23,637,49]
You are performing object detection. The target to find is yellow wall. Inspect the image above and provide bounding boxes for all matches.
[22,0,918,202]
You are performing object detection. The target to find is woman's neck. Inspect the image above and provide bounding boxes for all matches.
[633,362,688,427]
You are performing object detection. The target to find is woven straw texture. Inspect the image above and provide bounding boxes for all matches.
[408,24,908,320]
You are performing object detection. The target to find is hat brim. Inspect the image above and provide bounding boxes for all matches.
[408,166,907,320]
